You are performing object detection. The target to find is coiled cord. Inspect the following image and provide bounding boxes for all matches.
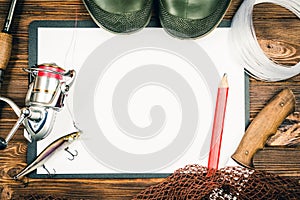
[230,0,300,81]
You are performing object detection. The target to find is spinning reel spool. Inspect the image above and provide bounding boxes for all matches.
[0,63,75,150]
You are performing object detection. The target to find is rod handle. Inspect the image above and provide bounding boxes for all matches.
[0,32,13,71]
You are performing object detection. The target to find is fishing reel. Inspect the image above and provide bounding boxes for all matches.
[0,63,76,150]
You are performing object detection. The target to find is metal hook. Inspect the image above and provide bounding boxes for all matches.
[42,164,56,178]
[64,147,78,161]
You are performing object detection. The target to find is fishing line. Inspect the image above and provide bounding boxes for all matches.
[63,7,81,131]
[230,0,300,81]
[63,8,78,68]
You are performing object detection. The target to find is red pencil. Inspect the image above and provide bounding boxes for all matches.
[208,73,229,170]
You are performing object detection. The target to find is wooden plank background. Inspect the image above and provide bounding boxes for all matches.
[0,0,299,199]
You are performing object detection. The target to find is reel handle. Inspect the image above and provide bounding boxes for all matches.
[0,108,30,150]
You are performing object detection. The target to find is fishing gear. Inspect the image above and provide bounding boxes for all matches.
[14,131,80,180]
[64,147,78,161]
[0,63,76,150]
[0,0,18,89]
[230,0,300,81]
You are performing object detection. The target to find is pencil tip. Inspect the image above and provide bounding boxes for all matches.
[220,73,228,87]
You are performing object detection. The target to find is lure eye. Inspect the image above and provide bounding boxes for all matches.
[73,134,78,139]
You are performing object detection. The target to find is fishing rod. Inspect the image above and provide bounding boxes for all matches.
[0,0,18,89]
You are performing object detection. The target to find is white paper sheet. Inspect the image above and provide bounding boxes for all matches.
[34,26,245,175]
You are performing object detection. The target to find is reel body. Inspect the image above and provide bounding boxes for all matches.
[0,63,75,149]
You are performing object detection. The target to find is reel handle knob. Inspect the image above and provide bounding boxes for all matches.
[0,137,7,150]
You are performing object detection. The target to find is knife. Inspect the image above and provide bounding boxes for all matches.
[231,88,295,168]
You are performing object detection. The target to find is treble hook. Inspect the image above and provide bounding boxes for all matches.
[64,147,78,161]
[42,164,56,178]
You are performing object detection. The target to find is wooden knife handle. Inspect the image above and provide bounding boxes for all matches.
[232,88,295,168]
[0,32,13,70]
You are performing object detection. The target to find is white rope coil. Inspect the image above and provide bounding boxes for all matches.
[230,0,300,81]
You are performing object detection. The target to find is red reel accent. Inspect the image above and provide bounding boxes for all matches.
[37,64,65,80]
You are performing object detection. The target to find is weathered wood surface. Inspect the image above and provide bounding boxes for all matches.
[254,147,300,178]
[0,0,299,199]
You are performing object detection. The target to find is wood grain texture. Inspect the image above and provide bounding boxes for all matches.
[254,147,300,177]
[0,0,299,199]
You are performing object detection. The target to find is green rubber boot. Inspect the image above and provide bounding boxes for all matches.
[83,0,153,34]
[159,0,231,39]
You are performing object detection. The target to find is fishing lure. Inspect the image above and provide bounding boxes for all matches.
[14,131,80,180]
